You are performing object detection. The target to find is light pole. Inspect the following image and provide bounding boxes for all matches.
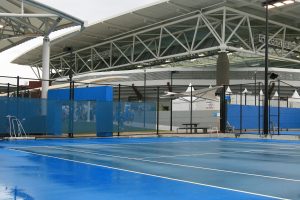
[170,70,178,131]
[143,66,146,128]
[254,71,257,106]
[263,0,270,136]
[262,0,296,134]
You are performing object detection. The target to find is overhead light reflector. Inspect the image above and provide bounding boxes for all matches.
[274,2,285,6]
[283,0,295,4]
[264,4,275,9]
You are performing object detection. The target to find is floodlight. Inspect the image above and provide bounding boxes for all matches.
[269,72,278,79]
[264,4,275,9]
[283,0,295,4]
[274,2,285,6]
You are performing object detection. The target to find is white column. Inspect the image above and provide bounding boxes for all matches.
[41,36,50,99]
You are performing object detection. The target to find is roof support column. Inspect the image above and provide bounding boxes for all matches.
[41,36,50,99]
[216,52,229,86]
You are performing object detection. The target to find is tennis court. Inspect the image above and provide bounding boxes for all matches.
[1,137,300,200]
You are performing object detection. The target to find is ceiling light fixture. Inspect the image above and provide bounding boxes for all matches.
[263,0,296,9]
[274,2,285,6]
[283,0,295,4]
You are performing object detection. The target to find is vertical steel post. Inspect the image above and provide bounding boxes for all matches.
[258,82,261,135]
[240,84,242,135]
[170,72,173,131]
[190,84,193,134]
[143,67,146,128]
[278,80,280,135]
[254,71,257,106]
[16,76,20,98]
[68,75,73,138]
[118,84,121,136]
[156,86,160,135]
[7,83,10,97]
[263,2,269,136]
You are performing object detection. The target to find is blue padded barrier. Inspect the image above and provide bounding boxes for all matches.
[227,104,300,130]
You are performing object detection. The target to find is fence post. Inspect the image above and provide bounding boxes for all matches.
[7,83,10,97]
[258,82,261,135]
[156,86,159,135]
[190,85,193,134]
[17,76,20,98]
[118,84,121,136]
[68,75,74,138]
[278,80,280,135]
[240,84,242,135]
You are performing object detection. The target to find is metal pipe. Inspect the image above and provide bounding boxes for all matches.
[263,2,269,136]
[258,82,261,135]
[190,84,193,134]
[278,79,280,135]
[170,72,173,131]
[7,83,10,97]
[68,75,73,138]
[156,86,160,135]
[254,71,257,106]
[143,67,146,128]
[17,76,20,98]
[240,84,242,135]
[118,84,121,136]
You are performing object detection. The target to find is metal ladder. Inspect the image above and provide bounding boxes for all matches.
[6,115,27,138]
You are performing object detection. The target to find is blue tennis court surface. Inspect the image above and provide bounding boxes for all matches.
[1,137,300,200]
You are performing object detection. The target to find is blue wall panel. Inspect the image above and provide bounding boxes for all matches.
[48,86,113,136]
[228,104,300,130]
[48,86,113,101]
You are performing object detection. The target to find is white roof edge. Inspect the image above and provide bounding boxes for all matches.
[8,26,81,63]
[24,0,84,26]
[86,0,169,27]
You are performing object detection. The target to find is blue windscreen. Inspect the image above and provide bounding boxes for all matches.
[227,104,300,129]
[0,97,156,137]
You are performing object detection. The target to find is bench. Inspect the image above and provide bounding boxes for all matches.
[177,127,209,134]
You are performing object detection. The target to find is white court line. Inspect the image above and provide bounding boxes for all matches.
[240,150,300,157]
[142,150,265,159]
[32,146,300,183]
[221,140,300,149]
[11,148,289,200]
[9,139,220,149]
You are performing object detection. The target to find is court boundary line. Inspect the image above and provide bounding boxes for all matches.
[221,140,300,148]
[7,138,300,150]
[19,145,300,183]
[8,139,220,149]
[11,148,289,200]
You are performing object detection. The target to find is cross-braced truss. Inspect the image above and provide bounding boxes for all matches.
[0,0,83,53]
[31,6,300,79]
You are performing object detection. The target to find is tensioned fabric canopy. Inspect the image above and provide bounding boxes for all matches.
[0,0,84,53]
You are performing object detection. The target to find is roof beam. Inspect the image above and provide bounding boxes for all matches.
[0,13,57,17]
